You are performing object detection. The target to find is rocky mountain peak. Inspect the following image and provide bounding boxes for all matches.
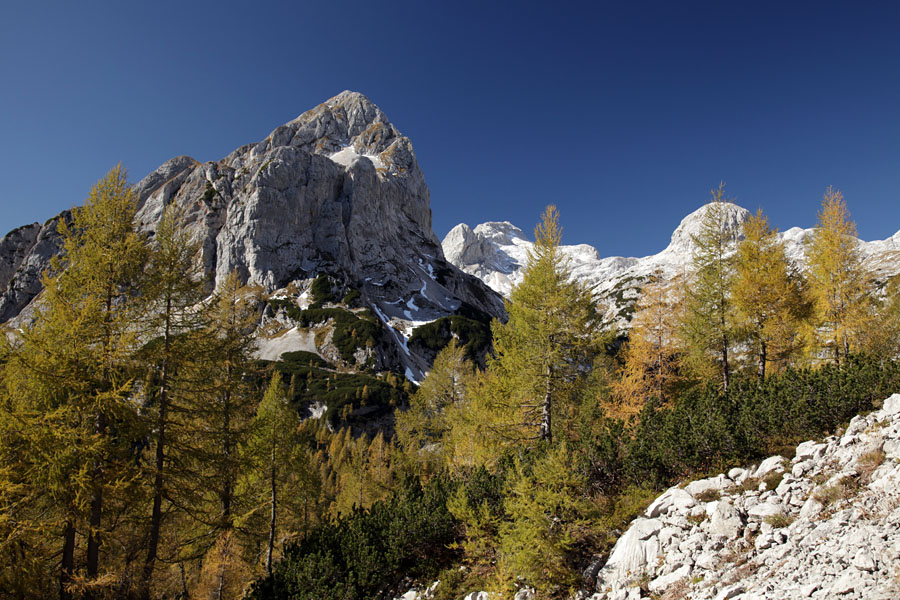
[442,200,900,327]
[663,201,752,258]
[473,221,529,244]
[0,93,504,381]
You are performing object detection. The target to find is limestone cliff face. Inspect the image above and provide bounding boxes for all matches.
[0,91,503,377]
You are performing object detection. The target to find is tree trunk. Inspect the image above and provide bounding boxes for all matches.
[86,413,106,596]
[215,533,230,600]
[60,520,76,600]
[267,459,277,576]
[141,299,172,599]
[721,335,730,392]
[222,385,232,528]
[758,340,766,380]
[539,364,552,443]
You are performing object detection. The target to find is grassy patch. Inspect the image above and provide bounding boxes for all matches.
[814,475,859,507]
[696,489,721,502]
[686,513,706,526]
[762,469,785,491]
[763,513,795,528]
[858,448,886,483]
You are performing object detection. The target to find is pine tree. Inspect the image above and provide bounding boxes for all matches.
[612,270,682,415]
[680,186,737,390]
[806,187,871,364]
[485,206,600,445]
[732,210,809,378]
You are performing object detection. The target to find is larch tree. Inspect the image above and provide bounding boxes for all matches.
[484,205,600,445]
[680,186,737,391]
[181,270,261,599]
[245,371,309,576]
[1,166,148,599]
[138,204,208,599]
[612,270,682,416]
[859,276,900,361]
[806,187,871,364]
[732,210,809,379]
[396,340,474,477]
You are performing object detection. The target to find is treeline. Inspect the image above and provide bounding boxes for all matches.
[0,168,411,599]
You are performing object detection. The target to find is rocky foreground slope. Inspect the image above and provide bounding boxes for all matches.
[588,394,900,600]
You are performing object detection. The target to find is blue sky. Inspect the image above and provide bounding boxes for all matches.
[2,1,899,257]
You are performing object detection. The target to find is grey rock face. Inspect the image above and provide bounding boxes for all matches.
[0,91,503,377]
[0,214,68,322]
[0,222,41,292]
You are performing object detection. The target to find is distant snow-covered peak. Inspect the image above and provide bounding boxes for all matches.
[443,201,900,327]
[662,202,751,258]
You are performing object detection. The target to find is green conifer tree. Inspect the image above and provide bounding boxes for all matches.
[497,444,589,594]
[680,186,737,390]
[484,206,600,445]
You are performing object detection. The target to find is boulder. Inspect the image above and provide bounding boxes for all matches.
[747,501,785,522]
[882,393,900,416]
[754,455,787,479]
[708,500,744,540]
[648,564,691,594]
[645,487,696,517]
[686,475,730,498]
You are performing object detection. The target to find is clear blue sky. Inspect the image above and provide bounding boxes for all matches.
[2,1,899,257]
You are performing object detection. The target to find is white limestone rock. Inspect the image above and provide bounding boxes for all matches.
[591,395,900,600]
[646,487,696,517]
[708,500,744,540]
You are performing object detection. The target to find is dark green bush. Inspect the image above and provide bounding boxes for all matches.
[310,274,335,306]
[617,355,900,486]
[408,316,491,363]
[279,350,330,370]
[247,476,458,600]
